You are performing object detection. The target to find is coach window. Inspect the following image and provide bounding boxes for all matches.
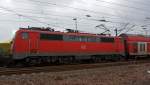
[100,37,114,43]
[22,32,29,40]
[139,43,146,52]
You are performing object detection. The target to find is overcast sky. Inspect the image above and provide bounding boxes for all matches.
[0,0,150,42]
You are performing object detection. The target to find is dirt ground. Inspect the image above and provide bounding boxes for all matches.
[0,63,150,85]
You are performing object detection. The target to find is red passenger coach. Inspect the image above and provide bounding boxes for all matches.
[120,34,150,58]
[11,27,125,63]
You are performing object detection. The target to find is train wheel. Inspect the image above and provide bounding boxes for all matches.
[25,58,37,66]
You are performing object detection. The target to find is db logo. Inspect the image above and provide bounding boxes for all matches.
[81,45,86,50]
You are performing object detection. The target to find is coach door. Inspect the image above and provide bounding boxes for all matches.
[138,42,147,54]
[29,32,39,54]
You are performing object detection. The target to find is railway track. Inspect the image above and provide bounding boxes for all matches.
[0,60,149,76]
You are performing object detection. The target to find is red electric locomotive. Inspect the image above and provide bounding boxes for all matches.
[11,27,125,64]
[9,27,150,65]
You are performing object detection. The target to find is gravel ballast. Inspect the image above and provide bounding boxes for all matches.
[0,63,150,85]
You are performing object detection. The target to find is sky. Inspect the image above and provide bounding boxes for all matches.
[0,0,150,42]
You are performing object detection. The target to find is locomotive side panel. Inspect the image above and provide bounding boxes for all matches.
[38,33,124,56]
[39,42,124,55]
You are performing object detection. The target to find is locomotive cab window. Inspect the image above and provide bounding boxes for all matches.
[100,37,114,43]
[22,32,29,40]
[40,33,63,40]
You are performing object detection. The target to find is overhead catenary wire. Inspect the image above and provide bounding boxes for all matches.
[0,12,134,35]
[2,0,146,24]
[10,0,150,18]
[12,0,149,16]
[0,5,140,35]
[6,0,125,20]
[0,8,129,32]
[0,6,50,26]
[0,6,108,32]
[27,0,150,15]
[0,7,128,25]
[28,0,126,19]
[122,25,136,34]
[12,0,150,13]
[25,0,148,23]
[77,0,150,19]
[0,6,74,30]
[122,0,150,7]
[0,0,144,29]
[96,0,150,13]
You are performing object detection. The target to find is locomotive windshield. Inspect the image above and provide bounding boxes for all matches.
[22,32,29,40]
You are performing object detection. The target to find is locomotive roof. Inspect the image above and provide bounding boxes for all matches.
[18,28,117,38]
